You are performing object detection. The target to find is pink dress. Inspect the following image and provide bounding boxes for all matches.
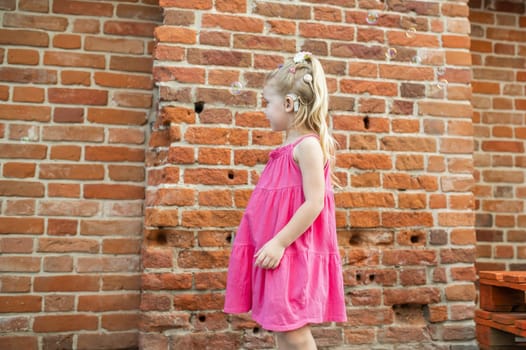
[224,135,347,331]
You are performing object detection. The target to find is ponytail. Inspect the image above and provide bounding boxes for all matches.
[267,52,337,183]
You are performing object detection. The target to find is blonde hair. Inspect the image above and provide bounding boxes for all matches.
[267,53,337,179]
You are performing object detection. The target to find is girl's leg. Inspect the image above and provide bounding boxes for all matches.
[275,325,317,350]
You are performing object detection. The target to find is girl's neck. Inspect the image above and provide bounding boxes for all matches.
[284,128,314,144]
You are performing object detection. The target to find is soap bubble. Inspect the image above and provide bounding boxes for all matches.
[21,137,30,143]
[366,10,379,24]
[437,66,446,76]
[385,48,397,60]
[230,81,243,95]
[436,79,448,90]
[406,27,417,38]
[411,55,422,64]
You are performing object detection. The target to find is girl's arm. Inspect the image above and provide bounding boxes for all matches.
[254,137,326,269]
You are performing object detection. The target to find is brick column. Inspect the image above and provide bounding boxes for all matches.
[145,0,477,348]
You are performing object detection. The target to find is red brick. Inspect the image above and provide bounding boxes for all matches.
[445,284,476,301]
[85,146,144,162]
[108,165,145,182]
[0,29,49,46]
[94,72,153,89]
[0,336,37,350]
[7,48,39,65]
[255,2,310,19]
[77,256,140,273]
[195,272,227,290]
[85,36,144,54]
[50,145,82,160]
[73,18,99,33]
[116,4,162,21]
[12,86,45,103]
[43,255,73,272]
[0,179,45,198]
[102,275,141,291]
[3,162,36,178]
[0,295,41,312]
[173,293,224,311]
[142,273,193,290]
[112,92,152,108]
[215,0,245,12]
[39,163,104,180]
[153,44,185,61]
[34,315,98,332]
[102,312,140,331]
[155,26,197,44]
[44,295,75,312]
[384,287,441,305]
[346,308,394,326]
[0,316,30,332]
[0,276,30,292]
[0,104,51,122]
[103,20,156,37]
[77,332,138,350]
[38,238,98,253]
[203,14,263,33]
[159,0,212,9]
[80,219,142,236]
[44,51,105,68]
[188,48,252,68]
[87,107,147,126]
[344,328,375,344]
[48,183,80,198]
[178,250,230,269]
[234,34,295,52]
[38,199,100,216]
[53,0,113,16]
[84,184,144,200]
[48,88,107,105]
[153,66,205,83]
[4,13,68,31]
[78,294,140,311]
[110,56,153,73]
[0,236,33,253]
[382,212,433,227]
[53,107,84,122]
[19,0,48,12]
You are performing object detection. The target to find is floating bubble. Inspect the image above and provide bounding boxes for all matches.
[21,137,30,143]
[230,81,243,95]
[411,55,422,65]
[406,27,417,38]
[436,79,448,90]
[385,48,397,60]
[366,10,379,24]
[437,66,446,76]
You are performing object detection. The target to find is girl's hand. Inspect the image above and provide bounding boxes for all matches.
[254,238,286,269]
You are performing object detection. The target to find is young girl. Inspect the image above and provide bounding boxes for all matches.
[224,52,347,349]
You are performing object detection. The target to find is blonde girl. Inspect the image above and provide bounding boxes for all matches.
[224,52,347,350]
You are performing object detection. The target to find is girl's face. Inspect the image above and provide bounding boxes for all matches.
[263,83,294,132]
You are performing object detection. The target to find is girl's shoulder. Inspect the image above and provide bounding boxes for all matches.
[292,134,323,164]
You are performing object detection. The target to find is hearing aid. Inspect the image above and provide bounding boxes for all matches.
[286,93,300,112]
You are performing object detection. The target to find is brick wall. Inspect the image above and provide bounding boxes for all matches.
[470,0,526,272]
[0,0,160,349]
[145,0,478,349]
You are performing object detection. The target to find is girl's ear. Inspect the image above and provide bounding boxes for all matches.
[285,94,298,113]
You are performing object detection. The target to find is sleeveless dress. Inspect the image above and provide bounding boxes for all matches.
[223,135,347,332]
